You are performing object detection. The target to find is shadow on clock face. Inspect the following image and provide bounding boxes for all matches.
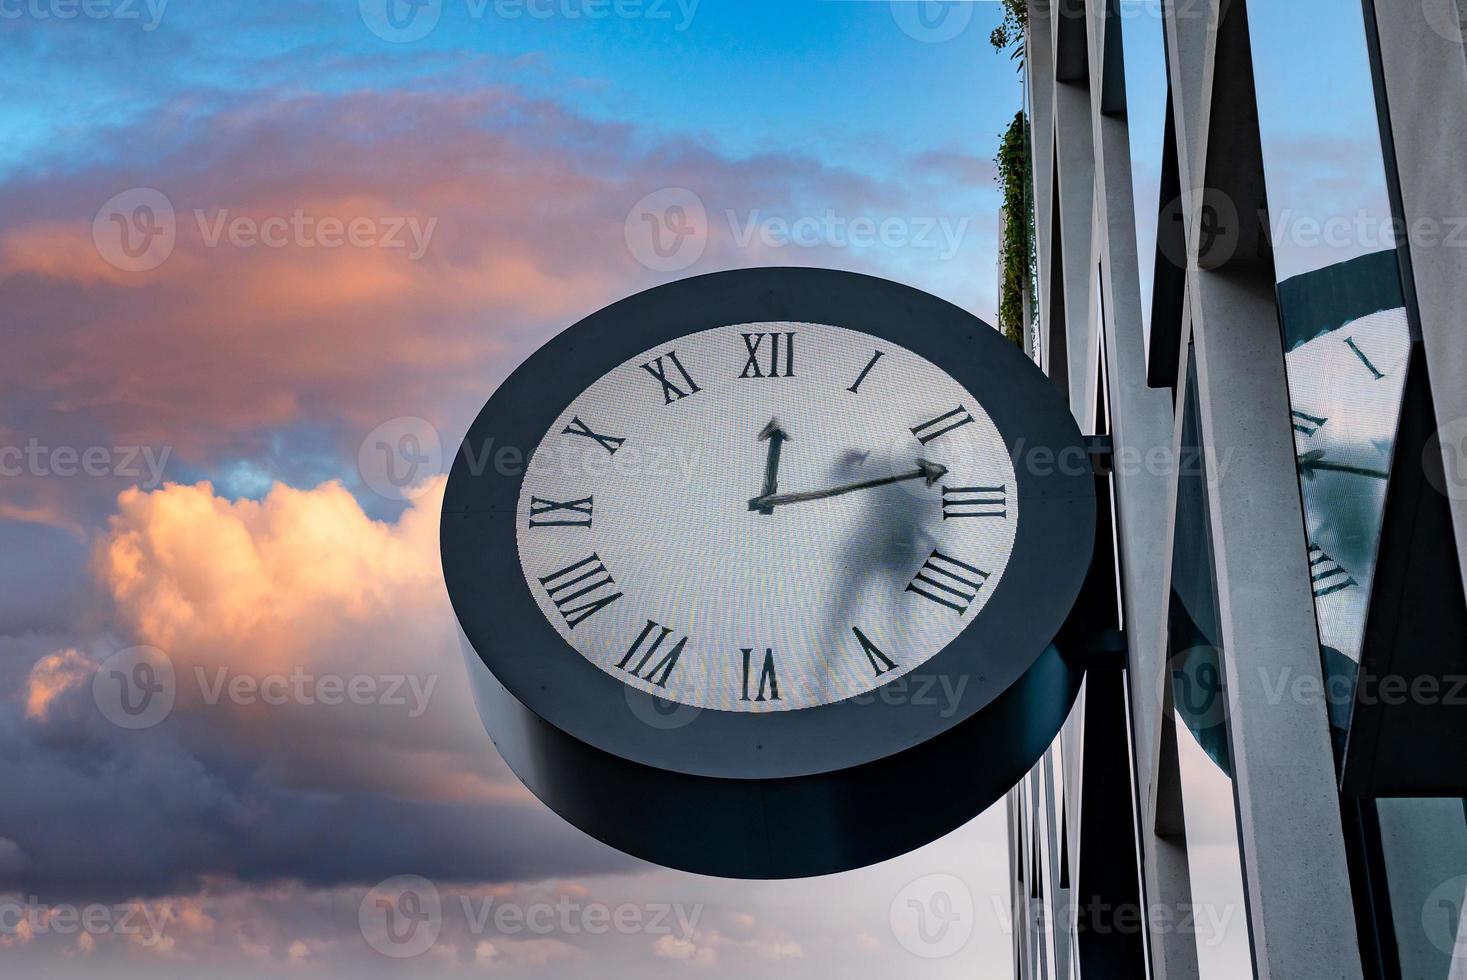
[817,448,939,687]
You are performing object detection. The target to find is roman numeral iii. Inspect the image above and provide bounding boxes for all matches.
[641,350,702,404]
[907,550,990,615]
[617,620,687,687]
[562,416,625,455]
[911,406,975,445]
[528,495,593,528]
[538,554,623,628]
[852,627,897,676]
[740,648,780,702]
[942,485,1007,520]
[739,332,796,378]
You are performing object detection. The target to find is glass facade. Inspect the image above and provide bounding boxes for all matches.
[1170,350,1254,976]
[1011,0,1467,977]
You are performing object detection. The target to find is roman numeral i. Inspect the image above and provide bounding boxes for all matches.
[538,554,623,629]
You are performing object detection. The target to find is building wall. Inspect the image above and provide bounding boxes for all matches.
[1008,1,1467,977]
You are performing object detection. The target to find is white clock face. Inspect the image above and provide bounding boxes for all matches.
[515,321,1019,712]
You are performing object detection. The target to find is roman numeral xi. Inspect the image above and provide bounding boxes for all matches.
[907,550,990,615]
[538,554,623,629]
[641,350,702,404]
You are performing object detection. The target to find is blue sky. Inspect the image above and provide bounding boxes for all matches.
[0,1,1399,976]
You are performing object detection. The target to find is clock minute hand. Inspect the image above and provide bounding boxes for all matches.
[755,419,789,516]
[749,459,948,512]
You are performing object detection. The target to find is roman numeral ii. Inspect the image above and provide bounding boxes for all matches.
[911,406,975,445]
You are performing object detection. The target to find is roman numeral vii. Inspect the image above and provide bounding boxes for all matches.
[617,620,687,687]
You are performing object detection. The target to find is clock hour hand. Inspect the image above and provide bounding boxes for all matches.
[749,459,947,512]
[755,419,789,516]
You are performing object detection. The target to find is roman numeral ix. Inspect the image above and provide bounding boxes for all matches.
[911,406,975,445]
[538,553,623,628]
[641,350,702,404]
[562,416,625,455]
[739,331,796,378]
[528,495,593,528]
[942,484,1007,520]
[617,620,687,687]
[907,550,990,615]
[740,648,780,702]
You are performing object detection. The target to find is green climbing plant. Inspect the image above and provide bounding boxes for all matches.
[995,110,1035,348]
[989,0,1028,68]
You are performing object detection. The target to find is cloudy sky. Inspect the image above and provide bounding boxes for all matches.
[0,0,1394,976]
[0,2,1032,977]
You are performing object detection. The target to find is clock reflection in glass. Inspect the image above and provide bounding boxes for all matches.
[515,322,1019,712]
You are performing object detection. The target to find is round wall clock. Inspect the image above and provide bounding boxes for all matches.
[442,268,1095,878]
